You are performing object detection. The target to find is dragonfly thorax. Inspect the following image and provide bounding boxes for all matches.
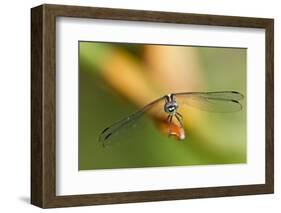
[164,101,178,115]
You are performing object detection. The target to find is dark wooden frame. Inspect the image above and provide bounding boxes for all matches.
[31,4,274,208]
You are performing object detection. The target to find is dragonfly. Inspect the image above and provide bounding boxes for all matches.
[98,91,244,146]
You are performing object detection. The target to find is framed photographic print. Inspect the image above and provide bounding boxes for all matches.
[31,4,274,208]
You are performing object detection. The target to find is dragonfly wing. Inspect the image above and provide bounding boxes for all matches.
[174,91,244,112]
[99,96,166,145]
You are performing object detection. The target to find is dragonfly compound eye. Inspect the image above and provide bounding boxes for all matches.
[168,106,175,112]
[164,101,178,114]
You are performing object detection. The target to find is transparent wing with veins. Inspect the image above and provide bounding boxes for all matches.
[174,91,244,112]
[98,96,166,146]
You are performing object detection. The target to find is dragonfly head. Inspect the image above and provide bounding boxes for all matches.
[164,101,178,115]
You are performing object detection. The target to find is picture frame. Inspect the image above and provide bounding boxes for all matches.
[31,4,274,208]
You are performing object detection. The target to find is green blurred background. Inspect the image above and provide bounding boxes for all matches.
[79,41,246,170]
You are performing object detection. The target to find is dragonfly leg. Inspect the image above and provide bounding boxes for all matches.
[167,114,173,136]
[175,112,183,128]
[175,113,186,140]
[176,112,183,119]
